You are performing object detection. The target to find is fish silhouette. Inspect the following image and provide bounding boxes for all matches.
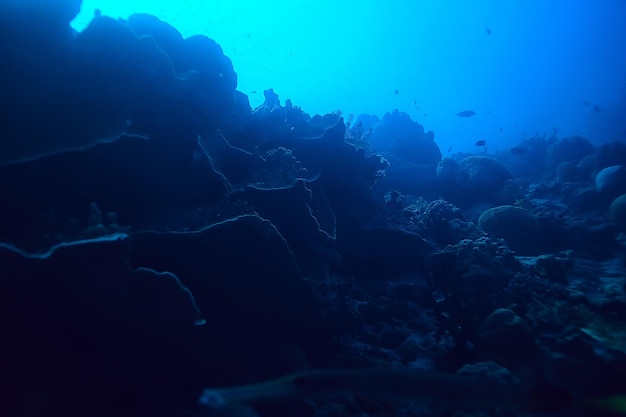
[456,110,476,117]
[198,368,626,415]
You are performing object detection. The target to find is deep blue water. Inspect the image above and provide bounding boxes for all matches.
[1,1,626,417]
[72,0,626,154]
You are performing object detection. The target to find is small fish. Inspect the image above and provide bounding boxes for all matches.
[456,110,476,117]
[475,140,487,147]
[447,145,453,153]
[593,105,601,112]
[250,90,257,94]
[485,25,491,35]
[394,89,399,95]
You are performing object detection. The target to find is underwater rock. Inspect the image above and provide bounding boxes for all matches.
[243,102,388,192]
[418,199,482,246]
[1,0,82,25]
[371,110,441,164]
[125,13,238,125]
[566,187,603,212]
[377,160,440,196]
[130,214,327,350]
[0,1,87,166]
[367,110,441,196]
[436,157,458,190]
[125,13,188,72]
[555,221,620,259]
[0,232,205,415]
[478,205,542,255]
[0,233,203,329]
[199,130,265,187]
[556,161,585,182]
[576,154,595,181]
[544,348,620,399]
[456,361,520,384]
[336,227,433,278]
[459,266,501,294]
[592,141,626,176]
[595,165,626,198]
[545,136,595,170]
[0,134,228,249]
[0,8,238,166]
[231,180,336,276]
[454,156,512,206]
[610,194,626,230]
[477,308,539,366]
[251,146,310,188]
[457,237,520,272]
[530,254,570,284]
[433,237,520,292]
[262,87,281,108]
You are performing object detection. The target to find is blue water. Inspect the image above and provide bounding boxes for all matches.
[71,0,626,153]
[3,2,626,416]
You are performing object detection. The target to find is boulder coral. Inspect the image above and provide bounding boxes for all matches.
[610,194,626,230]
[477,205,542,255]
[595,165,626,199]
[545,136,595,170]
[452,156,512,206]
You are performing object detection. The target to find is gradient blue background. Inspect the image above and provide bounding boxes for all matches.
[70,0,626,153]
